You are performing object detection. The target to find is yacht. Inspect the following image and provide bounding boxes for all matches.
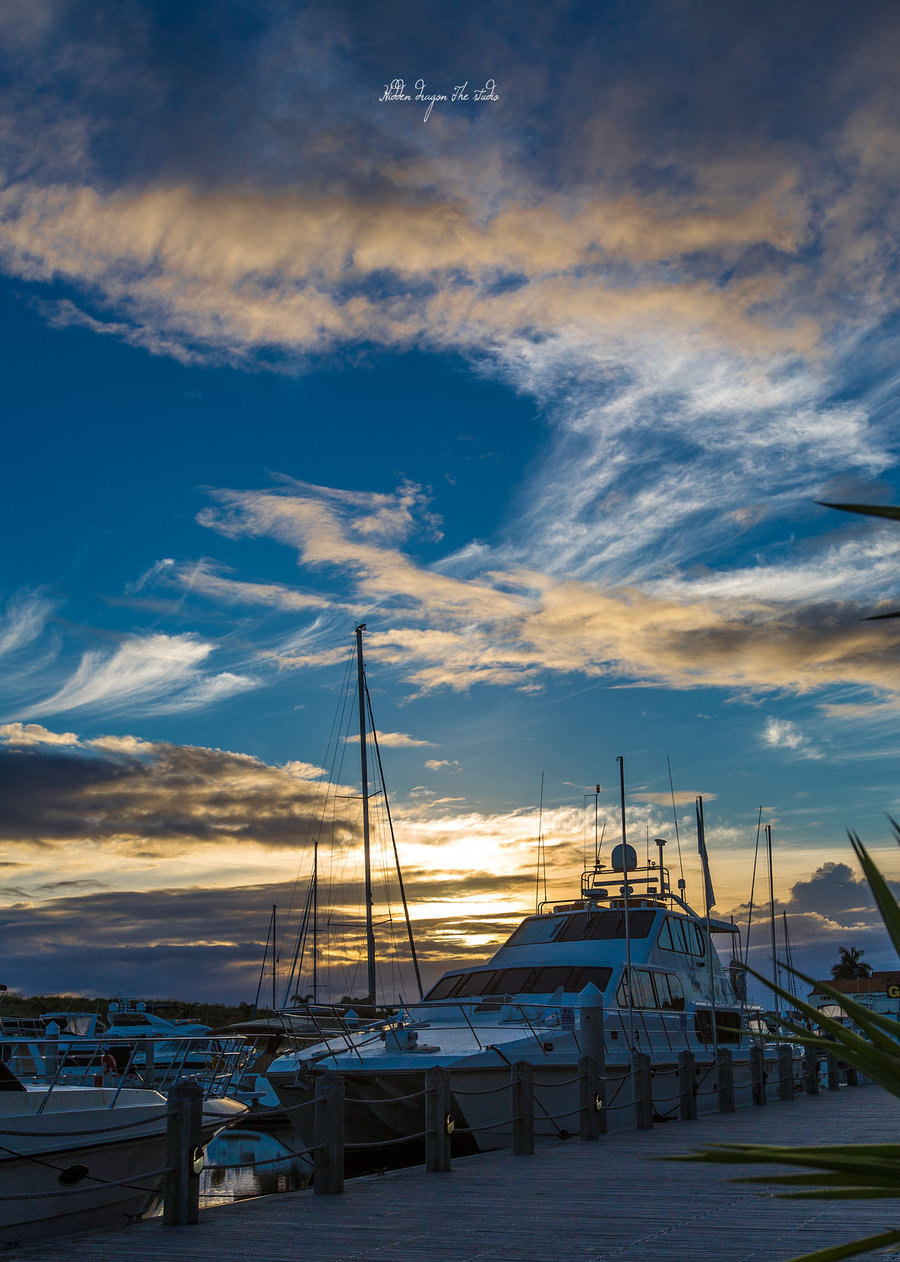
[103,999,216,1079]
[267,842,756,1154]
[0,1063,244,1245]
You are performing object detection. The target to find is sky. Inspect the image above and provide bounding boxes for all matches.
[2,0,900,1006]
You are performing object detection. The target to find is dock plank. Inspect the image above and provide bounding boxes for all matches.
[8,1086,900,1261]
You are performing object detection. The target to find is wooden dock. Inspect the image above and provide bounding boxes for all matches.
[9,1086,900,1261]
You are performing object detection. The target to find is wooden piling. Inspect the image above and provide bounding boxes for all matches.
[578,1055,602,1141]
[313,1072,344,1195]
[511,1061,534,1156]
[778,1046,794,1101]
[750,1045,766,1106]
[678,1050,697,1121]
[425,1066,452,1173]
[716,1048,735,1113]
[634,1052,653,1129]
[163,1080,203,1226]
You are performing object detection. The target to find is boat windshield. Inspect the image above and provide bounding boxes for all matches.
[504,908,655,948]
[424,964,612,1002]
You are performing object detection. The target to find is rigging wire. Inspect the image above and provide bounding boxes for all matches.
[743,806,763,967]
[277,641,356,1006]
[666,756,686,890]
[366,685,424,1000]
[251,905,275,1019]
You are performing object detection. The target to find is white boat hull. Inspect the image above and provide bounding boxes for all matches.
[0,1085,245,1246]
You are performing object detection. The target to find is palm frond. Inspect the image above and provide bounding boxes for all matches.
[817,501,900,522]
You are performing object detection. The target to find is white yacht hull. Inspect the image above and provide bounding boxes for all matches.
[0,1085,245,1246]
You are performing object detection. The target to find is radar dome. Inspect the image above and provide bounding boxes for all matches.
[609,843,638,872]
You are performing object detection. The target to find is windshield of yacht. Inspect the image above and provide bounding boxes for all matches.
[423,964,612,1002]
[107,1012,153,1026]
[504,908,656,947]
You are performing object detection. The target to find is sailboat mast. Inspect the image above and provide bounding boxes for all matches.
[765,823,778,1012]
[312,837,318,1004]
[618,755,635,1052]
[356,623,377,1005]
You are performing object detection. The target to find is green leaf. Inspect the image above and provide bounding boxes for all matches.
[847,831,900,957]
[779,1227,900,1262]
[817,501,900,522]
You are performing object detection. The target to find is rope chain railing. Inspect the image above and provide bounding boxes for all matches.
[2,1039,860,1221]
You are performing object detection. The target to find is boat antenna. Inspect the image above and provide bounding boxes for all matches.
[666,756,686,895]
[535,772,547,913]
[743,806,763,966]
[365,684,424,1000]
[356,623,377,1006]
[594,785,601,867]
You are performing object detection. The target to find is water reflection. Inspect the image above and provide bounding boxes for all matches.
[202,1126,312,1206]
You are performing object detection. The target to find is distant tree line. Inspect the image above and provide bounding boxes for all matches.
[0,992,260,1027]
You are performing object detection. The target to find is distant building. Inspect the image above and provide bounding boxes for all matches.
[807,971,900,1021]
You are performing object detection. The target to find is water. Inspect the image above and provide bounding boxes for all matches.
[201,1125,312,1207]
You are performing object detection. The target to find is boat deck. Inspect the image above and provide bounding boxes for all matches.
[9,1084,900,1261]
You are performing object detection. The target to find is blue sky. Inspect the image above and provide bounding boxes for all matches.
[2,0,900,1003]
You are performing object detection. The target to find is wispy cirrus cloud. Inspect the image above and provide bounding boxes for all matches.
[16,632,256,720]
[184,477,900,705]
[0,592,55,659]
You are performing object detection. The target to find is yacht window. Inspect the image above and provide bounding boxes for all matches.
[555,909,655,943]
[659,916,705,956]
[694,1008,743,1044]
[569,967,612,993]
[503,917,563,947]
[632,970,657,1008]
[426,964,613,1001]
[424,973,466,1000]
[615,968,685,1010]
[655,973,686,1011]
[617,970,654,1007]
[494,968,534,993]
[659,917,688,953]
[108,1012,152,1026]
[528,967,573,992]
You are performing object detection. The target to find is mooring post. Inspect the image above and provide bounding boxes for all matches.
[578,1055,603,1141]
[511,1061,534,1155]
[634,1052,653,1129]
[144,1038,156,1085]
[716,1048,736,1113]
[845,1063,859,1087]
[313,1071,344,1194]
[163,1080,203,1226]
[826,1052,840,1091]
[579,1000,607,1136]
[750,1045,766,1106]
[802,1047,819,1095]
[678,1050,697,1120]
[425,1066,452,1173]
[777,1046,794,1100]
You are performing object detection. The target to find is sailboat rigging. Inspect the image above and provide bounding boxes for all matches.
[279,625,422,1010]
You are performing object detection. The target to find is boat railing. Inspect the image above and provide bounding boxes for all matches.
[0,1032,257,1109]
